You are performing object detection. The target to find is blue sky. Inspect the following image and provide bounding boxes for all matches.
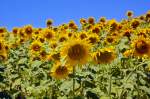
[0,0,150,31]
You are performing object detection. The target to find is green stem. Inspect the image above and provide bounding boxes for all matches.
[73,65,75,98]
[108,64,112,99]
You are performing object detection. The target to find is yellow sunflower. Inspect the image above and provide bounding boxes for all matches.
[0,51,8,61]
[30,40,43,53]
[39,50,48,61]
[77,31,88,40]
[40,28,55,41]
[23,25,33,39]
[87,33,100,45]
[92,48,116,64]
[131,37,150,57]
[50,62,72,79]
[61,38,91,66]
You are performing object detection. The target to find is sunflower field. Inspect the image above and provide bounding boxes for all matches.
[0,11,150,99]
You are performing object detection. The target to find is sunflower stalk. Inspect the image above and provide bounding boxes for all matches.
[73,65,76,98]
[108,64,112,99]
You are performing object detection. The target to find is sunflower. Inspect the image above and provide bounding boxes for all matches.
[104,36,117,45]
[78,31,88,40]
[126,11,133,17]
[91,25,101,35]
[58,34,68,43]
[108,19,119,31]
[41,28,55,41]
[68,20,78,30]
[131,37,150,57]
[46,19,53,27]
[99,17,106,23]
[88,17,95,24]
[39,50,48,61]
[87,34,100,44]
[49,40,58,49]
[30,40,43,53]
[23,25,33,39]
[61,38,91,66]
[48,52,60,62]
[12,27,19,36]
[50,62,72,79]
[92,48,116,64]
[0,52,8,61]
[131,19,140,29]
[80,18,87,25]
[0,27,7,38]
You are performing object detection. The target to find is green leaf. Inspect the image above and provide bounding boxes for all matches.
[31,60,42,68]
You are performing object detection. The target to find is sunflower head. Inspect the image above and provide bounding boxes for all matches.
[12,27,19,36]
[126,11,133,17]
[87,34,100,44]
[50,62,72,79]
[80,18,87,25]
[39,50,48,61]
[88,17,95,24]
[46,19,53,27]
[61,38,91,66]
[131,19,140,29]
[24,25,33,36]
[132,37,150,57]
[99,17,106,23]
[41,28,55,41]
[93,48,116,64]
[30,40,43,53]
[68,20,78,30]
[78,31,88,40]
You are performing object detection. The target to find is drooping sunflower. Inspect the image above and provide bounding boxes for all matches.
[131,37,150,57]
[50,62,72,79]
[92,48,116,64]
[61,38,92,66]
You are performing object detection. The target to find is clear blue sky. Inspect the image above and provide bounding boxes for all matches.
[0,0,150,31]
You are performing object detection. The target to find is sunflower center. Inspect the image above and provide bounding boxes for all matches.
[32,44,41,51]
[135,40,149,54]
[107,37,113,43]
[0,29,4,33]
[92,28,100,34]
[40,51,47,57]
[55,66,68,75]
[59,37,66,42]
[89,37,97,44]
[25,27,32,35]
[68,44,85,60]
[80,34,87,39]
[45,32,53,39]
